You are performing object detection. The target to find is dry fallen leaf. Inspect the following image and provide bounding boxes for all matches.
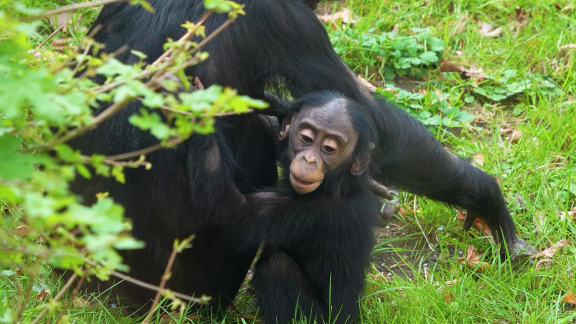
[458,245,491,273]
[561,4,574,12]
[509,129,522,143]
[472,153,485,167]
[500,128,522,143]
[15,225,31,237]
[479,22,503,38]
[531,239,569,259]
[457,210,492,237]
[72,297,91,308]
[559,44,576,57]
[559,207,576,222]
[439,60,486,82]
[444,292,454,304]
[317,9,358,25]
[51,38,72,51]
[160,312,203,324]
[534,259,551,271]
[440,60,463,73]
[563,291,576,305]
[36,289,50,302]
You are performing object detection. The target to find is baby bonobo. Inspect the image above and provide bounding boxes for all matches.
[235,92,381,324]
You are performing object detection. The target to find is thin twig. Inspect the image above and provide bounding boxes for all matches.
[80,154,149,167]
[16,265,36,321]
[148,18,233,86]
[142,247,180,324]
[53,270,87,323]
[38,97,134,151]
[72,41,93,76]
[150,11,213,67]
[32,25,64,56]
[412,197,435,251]
[159,104,254,117]
[31,272,78,324]
[107,270,204,303]
[105,136,185,161]
[92,69,157,95]
[12,272,24,322]
[29,0,128,19]
[33,11,235,152]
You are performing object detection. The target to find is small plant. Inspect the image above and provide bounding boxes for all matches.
[444,69,563,112]
[329,21,445,81]
[376,85,476,128]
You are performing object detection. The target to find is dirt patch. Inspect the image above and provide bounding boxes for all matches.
[370,222,461,280]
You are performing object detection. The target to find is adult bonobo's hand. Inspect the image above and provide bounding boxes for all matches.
[369,178,398,226]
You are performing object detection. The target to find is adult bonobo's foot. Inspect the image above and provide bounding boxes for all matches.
[462,212,536,258]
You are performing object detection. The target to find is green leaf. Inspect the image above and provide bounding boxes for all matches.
[128,109,172,140]
[429,38,445,52]
[0,135,45,180]
[204,0,233,13]
[503,69,517,79]
[472,87,488,96]
[419,51,439,64]
[55,144,85,163]
[112,165,126,184]
[455,111,476,123]
[114,237,146,250]
[75,164,92,180]
[0,185,20,204]
[512,103,527,116]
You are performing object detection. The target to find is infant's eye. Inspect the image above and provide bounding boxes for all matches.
[301,134,313,143]
[322,145,336,153]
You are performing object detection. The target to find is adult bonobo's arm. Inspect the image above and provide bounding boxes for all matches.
[247,0,533,256]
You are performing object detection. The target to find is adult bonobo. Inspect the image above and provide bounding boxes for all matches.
[232,92,382,324]
[71,0,534,313]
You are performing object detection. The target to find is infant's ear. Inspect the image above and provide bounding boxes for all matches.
[350,157,368,176]
[279,113,294,140]
[350,142,375,175]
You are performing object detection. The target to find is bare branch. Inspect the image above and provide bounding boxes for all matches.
[31,272,78,324]
[150,11,213,67]
[31,25,64,56]
[107,270,205,304]
[29,0,128,19]
[142,245,179,323]
[105,136,185,161]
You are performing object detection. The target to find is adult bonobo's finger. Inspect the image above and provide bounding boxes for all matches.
[463,212,476,231]
[370,179,394,200]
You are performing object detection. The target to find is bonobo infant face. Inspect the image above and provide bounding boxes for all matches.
[280,100,360,194]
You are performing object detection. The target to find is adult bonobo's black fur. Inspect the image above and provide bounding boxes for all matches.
[72,0,533,313]
[234,92,381,324]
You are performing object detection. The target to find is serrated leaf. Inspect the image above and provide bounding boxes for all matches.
[55,144,85,163]
[128,109,171,140]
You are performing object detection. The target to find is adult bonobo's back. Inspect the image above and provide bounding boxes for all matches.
[72,0,534,313]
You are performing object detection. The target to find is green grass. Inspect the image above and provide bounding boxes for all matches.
[1,0,575,323]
